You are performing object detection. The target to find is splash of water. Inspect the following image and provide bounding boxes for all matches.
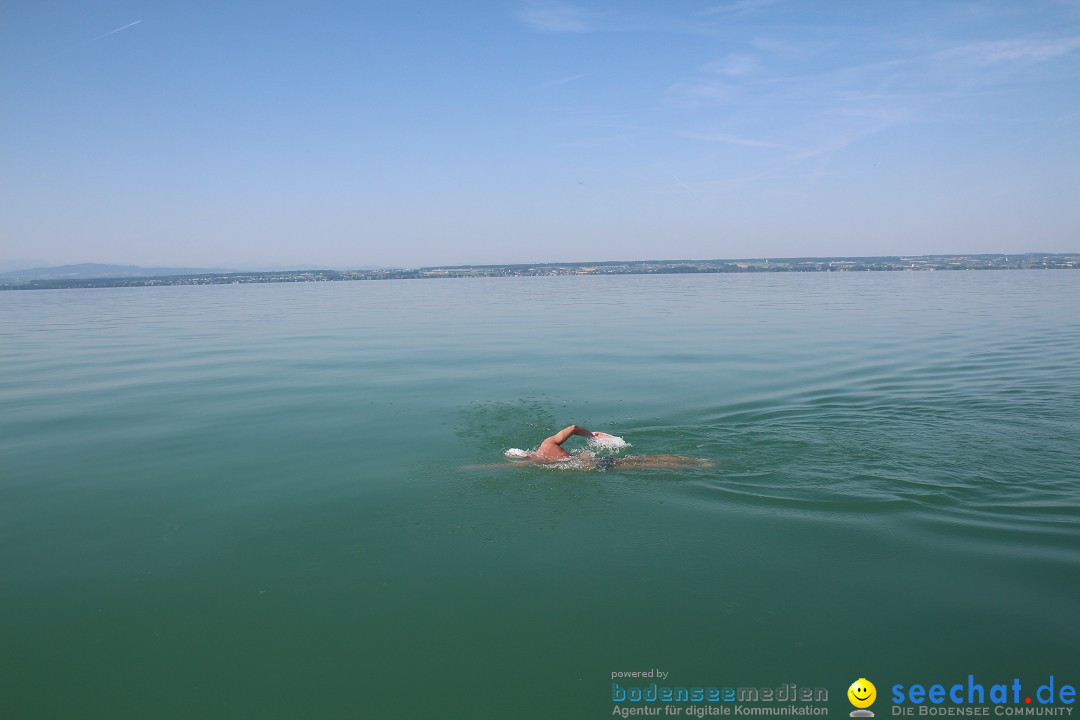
[587,433,630,450]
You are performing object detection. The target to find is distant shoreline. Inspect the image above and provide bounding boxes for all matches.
[1,253,1077,291]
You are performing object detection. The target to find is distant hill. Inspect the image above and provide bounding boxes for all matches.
[0,263,236,283]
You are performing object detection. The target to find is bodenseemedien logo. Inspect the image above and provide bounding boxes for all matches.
[849,678,877,717]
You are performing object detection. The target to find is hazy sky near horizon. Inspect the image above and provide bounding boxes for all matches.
[2,0,1079,268]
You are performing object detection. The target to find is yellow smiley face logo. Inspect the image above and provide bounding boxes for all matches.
[848,679,877,709]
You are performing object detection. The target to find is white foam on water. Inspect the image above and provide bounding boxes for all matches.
[587,433,630,450]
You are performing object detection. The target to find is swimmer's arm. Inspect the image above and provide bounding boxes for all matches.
[548,424,594,446]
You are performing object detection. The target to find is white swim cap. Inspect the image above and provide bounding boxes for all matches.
[504,448,531,458]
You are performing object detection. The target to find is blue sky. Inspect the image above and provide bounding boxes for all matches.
[2,0,1078,268]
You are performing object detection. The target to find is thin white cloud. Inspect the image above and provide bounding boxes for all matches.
[702,53,756,77]
[679,131,779,148]
[938,35,1080,65]
[664,79,735,107]
[521,2,597,33]
[698,0,783,17]
[673,176,706,203]
[722,116,904,190]
[529,74,586,91]
[751,37,832,61]
[554,133,640,149]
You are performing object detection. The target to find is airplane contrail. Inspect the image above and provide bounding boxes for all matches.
[674,176,705,203]
[81,19,142,46]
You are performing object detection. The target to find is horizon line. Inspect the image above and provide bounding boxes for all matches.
[4,252,1075,278]
[3,251,1077,274]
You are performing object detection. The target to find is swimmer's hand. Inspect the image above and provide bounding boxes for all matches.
[592,431,616,441]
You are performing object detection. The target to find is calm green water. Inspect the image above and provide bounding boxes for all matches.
[2,271,1078,719]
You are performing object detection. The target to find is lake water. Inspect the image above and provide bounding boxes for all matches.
[2,271,1078,719]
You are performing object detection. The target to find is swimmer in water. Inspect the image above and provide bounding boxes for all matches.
[503,424,713,470]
